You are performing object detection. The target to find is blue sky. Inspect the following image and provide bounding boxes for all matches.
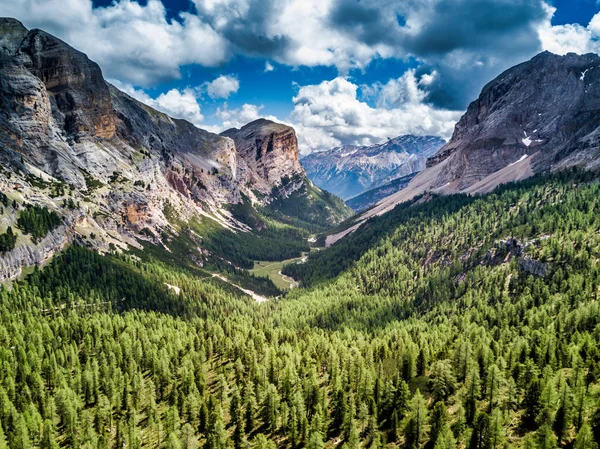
[3,0,600,153]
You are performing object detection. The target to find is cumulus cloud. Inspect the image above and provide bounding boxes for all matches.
[215,103,284,130]
[1,0,229,86]
[204,75,240,99]
[111,80,205,126]
[5,0,594,108]
[11,0,600,154]
[290,76,462,154]
[538,4,600,55]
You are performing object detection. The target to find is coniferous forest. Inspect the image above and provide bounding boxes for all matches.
[1,169,600,449]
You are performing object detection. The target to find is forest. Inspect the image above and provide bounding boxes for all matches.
[0,169,600,449]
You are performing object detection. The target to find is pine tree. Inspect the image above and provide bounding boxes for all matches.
[204,397,227,449]
[434,426,456,449]
[536,424,557,449]
[489,409,505,449]
[430,402,449,446]
[306,428,325,449]
[40,419,60,449]
[166,432,182,449]
[0,425,8,449]
[252,434,276,449]
[486,364,503,413]
[465,369,481,425]
[469,413,491,449]
[554,384,571,445]
[524,379,542,429]
[431,361,456,401]
[405,390,428,449]
[343,420,360,449]
[231,390,246,449]
[395,379,411,417]
[390,409,400,442]
[263,383,280,434]
[245,391,257,434]
[575,424,597,449]
[592,408,600,447]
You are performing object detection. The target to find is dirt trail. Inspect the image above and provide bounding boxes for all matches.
[211,273,268,303]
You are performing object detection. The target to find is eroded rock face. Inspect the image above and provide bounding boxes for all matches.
[221,119,305,196]
[425,51,600,192]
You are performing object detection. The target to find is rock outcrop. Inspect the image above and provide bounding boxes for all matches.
[423,51,600,191]
[221,119,305,197]
[301,135,444,200]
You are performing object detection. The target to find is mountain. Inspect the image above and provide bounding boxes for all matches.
[301,135,445,200]
[0,18,351,280]
[220,119,305,195]
[345,172,417,212]
[327,51,600,244]
[4,167,600,449]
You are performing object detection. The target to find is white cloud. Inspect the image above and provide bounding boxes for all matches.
[110,79,204,126]
[1,0,229,86]
[152,89,205,126]
[204,75,240,99]
[215,103,284,130]
[538,4,600,55]
[265,62,275,72]
[290,76,462,154]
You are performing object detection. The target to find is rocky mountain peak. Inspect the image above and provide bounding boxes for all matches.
[0,18,28,54]
[426,51,600,190]
[0,19,350,280]
[220,118,305,194]
[20,27,116,140]
[327,51,600,245]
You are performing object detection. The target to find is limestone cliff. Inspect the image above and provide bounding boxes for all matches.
[0,18,349,279]
[221,119,306,198]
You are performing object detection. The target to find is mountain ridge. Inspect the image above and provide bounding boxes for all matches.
[301,135,445,200]
[325,50,600,245]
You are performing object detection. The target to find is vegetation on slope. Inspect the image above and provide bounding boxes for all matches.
[262,177,354,233]
[0,169,600,449]
[16,204,62,243]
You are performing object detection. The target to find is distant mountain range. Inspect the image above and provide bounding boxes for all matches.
[301,135,445,200]
[345,173,417,212]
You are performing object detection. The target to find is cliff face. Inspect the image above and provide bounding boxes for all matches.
[20,29,117,140]
[423,51,600,192]
[301,135,444,200]
[0,18,344,280]
[221,119,306,197]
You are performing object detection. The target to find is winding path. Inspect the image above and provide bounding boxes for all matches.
[211,273,269,303]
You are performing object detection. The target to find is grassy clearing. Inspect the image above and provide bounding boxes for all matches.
[250,252,308,290]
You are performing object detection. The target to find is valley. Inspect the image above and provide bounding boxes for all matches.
[1,13,600,449]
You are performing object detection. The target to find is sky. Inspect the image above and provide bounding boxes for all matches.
[1,0,600,154]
